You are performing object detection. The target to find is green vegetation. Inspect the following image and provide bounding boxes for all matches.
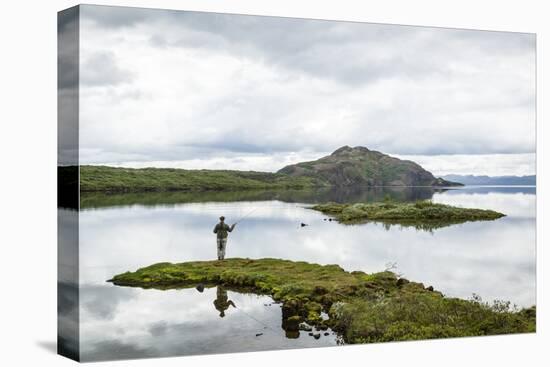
[279,146,462,187]
[78,165,324,192]
[109,258,535,343]
[70,146,465,193]
[332,291,535,343]
[312,200,505,228]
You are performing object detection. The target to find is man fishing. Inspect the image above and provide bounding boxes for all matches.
[213,216,236,260]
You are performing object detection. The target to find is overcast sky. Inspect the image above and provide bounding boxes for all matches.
[77,5,536,176]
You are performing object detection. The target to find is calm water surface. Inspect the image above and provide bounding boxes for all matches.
[70,186,535,361]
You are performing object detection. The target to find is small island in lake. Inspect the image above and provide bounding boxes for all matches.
[312,200,505,227]
[108,258,535,344]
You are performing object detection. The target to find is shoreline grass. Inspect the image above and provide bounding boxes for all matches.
[78,165,324,192]
[71,165,461,193]
[108,258,534,344]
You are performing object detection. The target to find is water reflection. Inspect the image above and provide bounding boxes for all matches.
[80,186,446,209]
[213,286,237,318]
[77,186,536,360]
[58,209,79,360]
[340,217,503,232]
[75,284,338,361]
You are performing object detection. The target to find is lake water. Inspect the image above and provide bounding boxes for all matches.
[64,186,536,361]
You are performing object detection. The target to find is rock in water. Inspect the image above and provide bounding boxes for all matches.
[300,223,308,227]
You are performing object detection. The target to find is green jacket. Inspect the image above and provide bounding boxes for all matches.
[213,222,235,239]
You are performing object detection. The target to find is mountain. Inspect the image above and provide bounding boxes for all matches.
[278,146,461,187]
[441,174,536,186]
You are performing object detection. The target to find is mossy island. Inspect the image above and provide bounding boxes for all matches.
[312,200,505,229]
[108,258,534,343]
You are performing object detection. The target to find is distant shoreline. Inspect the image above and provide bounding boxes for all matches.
[61,165,536,194]
[442,174,536,186]
[63,165,463,193]
[74,165,326,193]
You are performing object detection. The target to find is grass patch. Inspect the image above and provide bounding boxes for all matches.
[108,258,534,344]
[331,292,535,343]
[77,165,325,192]
[311,200,505,229]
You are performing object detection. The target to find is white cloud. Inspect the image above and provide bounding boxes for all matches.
[396,153,536,176]
[78,5,536,176]
[102,151,329,172]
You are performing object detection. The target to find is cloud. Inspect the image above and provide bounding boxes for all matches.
[79,4,152,28]
[396,153,536,176]
[76,5,536,175]
[83,340,157,361]
[58,8,79,91]
[81,284,138,320]
[80,51,134,87]
[145,12,433,86]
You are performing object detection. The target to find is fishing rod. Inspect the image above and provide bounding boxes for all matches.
[233,207,258,224]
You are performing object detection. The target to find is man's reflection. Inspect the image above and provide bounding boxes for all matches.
[213,286,236,317]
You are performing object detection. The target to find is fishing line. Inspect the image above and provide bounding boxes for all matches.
[233,207,259,224]
[231,304,280,335]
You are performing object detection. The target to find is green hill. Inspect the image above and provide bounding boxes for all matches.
[74,146,461,192]
[278,146,461,187]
